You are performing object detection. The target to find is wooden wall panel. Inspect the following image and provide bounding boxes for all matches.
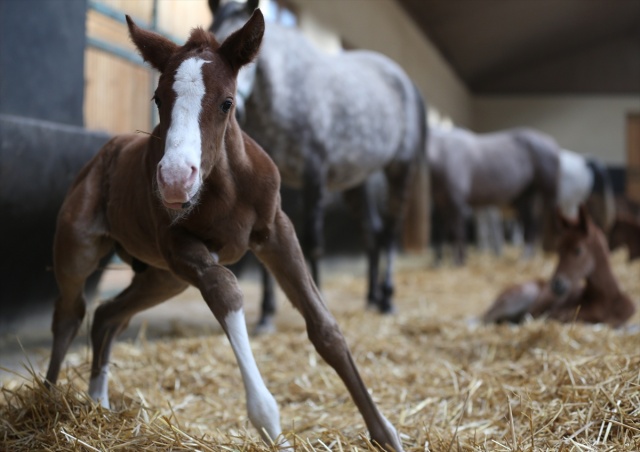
[626,113,640,202]
[83,1,211,135]
[98,0,154,23]
[84,48,152,135]
[157,0,212,40]
[86,9,134,51]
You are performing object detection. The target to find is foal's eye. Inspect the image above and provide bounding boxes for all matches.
[153,96,162,109]
[220,99,233,113]
[574,246,582,256]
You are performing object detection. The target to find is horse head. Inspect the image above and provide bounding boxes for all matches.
[126,9,264,212]
[209,0,261,124]
[549,206,602,298]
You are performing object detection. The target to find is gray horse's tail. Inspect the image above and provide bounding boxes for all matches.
[513,128,560,200]
[402,83,430,252]
[586,157,616,231]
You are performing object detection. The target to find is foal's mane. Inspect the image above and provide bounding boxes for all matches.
[184,27,220,53]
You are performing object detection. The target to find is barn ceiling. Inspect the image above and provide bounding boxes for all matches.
[397,0,640,95]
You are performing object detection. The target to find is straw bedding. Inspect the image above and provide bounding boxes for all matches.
[2,248,639,451]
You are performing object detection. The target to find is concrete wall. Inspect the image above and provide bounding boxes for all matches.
[474,95,640,165]
[288,0,472,127]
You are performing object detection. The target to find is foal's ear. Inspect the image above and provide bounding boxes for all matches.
[218,9,264,73]
[126,15,179,72]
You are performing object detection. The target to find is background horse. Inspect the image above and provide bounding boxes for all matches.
[209,0,428,329]
[44,12,403,451]
[483,207,636,327]
[541,149,615,250]
[429,126,559,265]
[476,148,616,255]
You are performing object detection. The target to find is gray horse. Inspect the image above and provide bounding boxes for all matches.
[210,0,428,329]
[429,126,560,265]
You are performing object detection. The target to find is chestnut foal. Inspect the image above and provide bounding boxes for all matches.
[484,207,636,327]
[44,11,402,451]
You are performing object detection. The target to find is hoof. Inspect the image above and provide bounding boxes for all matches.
[365,301,379,311]
[253,319,276,336]
[378,304,397,315]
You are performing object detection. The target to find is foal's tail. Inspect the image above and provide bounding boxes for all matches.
[401,83,430,252]
[586,157,616,231]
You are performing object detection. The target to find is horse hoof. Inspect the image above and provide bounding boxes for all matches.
[378,303,397,315]
[253,321,276,336]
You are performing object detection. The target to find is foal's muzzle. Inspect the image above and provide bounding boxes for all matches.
[550,277,570,297]
[156,163,199,211]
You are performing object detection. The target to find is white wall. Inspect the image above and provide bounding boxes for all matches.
[474,95,640,165]
[288,0,472,127]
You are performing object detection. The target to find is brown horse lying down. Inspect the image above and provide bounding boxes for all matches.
[484,208,636,328]
[44,11,402,451]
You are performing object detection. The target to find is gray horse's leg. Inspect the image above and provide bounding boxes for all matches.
[431,204,447,265]
[476,207,504,256]
[342,183,384,310]
[302,154,326,286]
[254,266,277,334]
[514,188,538,259]
[377,162,414,312]
[447,198,469,266]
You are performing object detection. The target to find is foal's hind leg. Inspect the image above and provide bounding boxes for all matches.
[89,267,188,407]
[342,183,384,310]
[45,202,113,385]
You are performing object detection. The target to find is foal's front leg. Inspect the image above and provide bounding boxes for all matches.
[165,233,287,447]
[254,210,403,452]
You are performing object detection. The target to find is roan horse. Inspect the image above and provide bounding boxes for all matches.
[429,126,560,265]
[475,148,616,256]
[483,207,636,327]
[44,11,403,451]
[540,148,615,251]
[209,0,428,329]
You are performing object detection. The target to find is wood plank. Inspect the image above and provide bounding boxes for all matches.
[626,113,640,202]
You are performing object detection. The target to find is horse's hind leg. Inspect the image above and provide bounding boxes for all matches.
[89,267,188,407]
[342,182,384,310]
[377,161,414,312]
[302,154,327,285]
[45,204,113,385]
[513,189,538,258]
[254,265,277,334]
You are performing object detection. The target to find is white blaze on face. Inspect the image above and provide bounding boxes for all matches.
[158,57,209,204]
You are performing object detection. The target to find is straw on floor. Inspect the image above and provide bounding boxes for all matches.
[2,247,639,451]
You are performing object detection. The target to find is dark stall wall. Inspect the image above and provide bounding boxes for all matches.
[0,1,110,332]
[0,116,110,330]
[0,0,86,126]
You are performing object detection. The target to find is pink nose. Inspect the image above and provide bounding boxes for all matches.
[156,164,198,205]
